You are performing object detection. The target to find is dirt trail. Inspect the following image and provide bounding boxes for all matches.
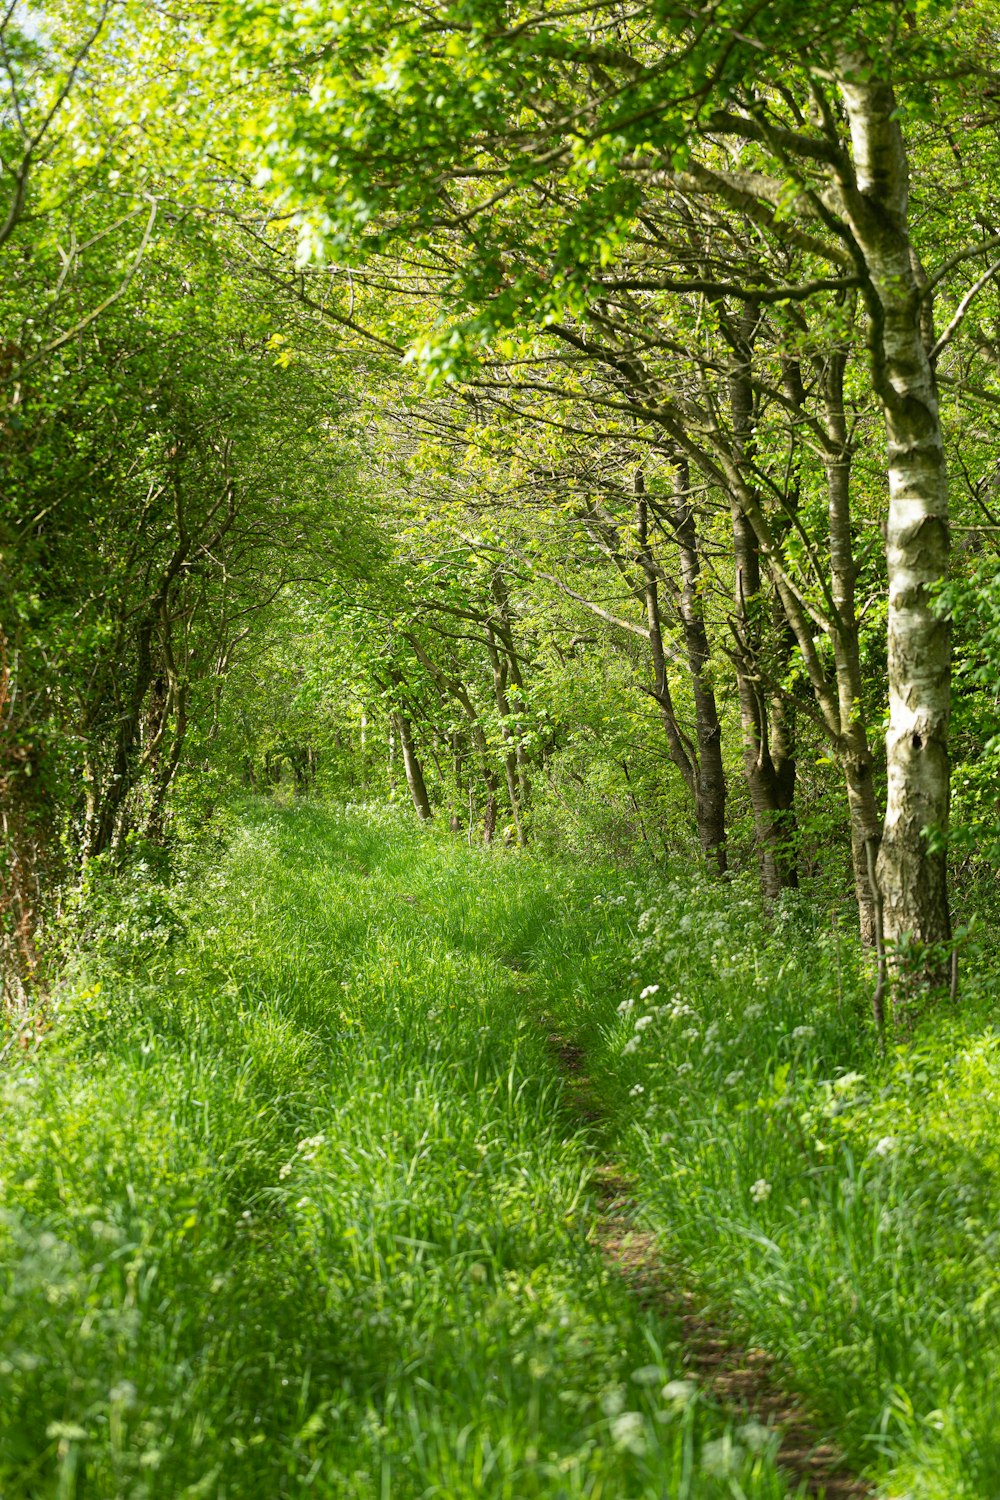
[550,1036,872,1500]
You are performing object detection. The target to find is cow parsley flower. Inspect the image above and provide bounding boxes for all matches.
[702,1436,745,1477]
[661,1379,696,1406]
[610,1411,647,1455]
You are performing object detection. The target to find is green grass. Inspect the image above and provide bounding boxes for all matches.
[0,803,796,1500]
[566,870,1000,1499]
[13,800,999,1497]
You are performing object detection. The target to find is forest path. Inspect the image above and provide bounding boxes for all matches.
[542,1033,871,1500]
[2,803,865,1498]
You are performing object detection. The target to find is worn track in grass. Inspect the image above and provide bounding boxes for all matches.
[549,1035,872,1500]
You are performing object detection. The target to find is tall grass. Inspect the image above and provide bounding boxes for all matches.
[0,804,795,1499]
[574,871,1000,1498]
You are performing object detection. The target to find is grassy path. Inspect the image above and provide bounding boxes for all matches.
[544,1050,868,1500]
[2,803,803,1499]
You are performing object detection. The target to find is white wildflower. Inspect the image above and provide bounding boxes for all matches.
[682,1027,700,1042]
[701,1436,745,1477]
[296,1133,326,1160]
[750,1178,772,1203]
[617,997,635,1015]
[629,1083,645,1097]
[90,1220,123,1243]
[610,1411,647,1455]
[639,984,660,1000]
[634,1015,654,1032]
[622,1036,641,1055]
[661,1379,696,1406]
[46,1422,88,1442]
[738,1420,773,1453]
[792,1025,815,1041]
[874,1135,897,1157]
[724,1070,744,1088]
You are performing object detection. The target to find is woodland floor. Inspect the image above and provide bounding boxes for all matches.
[547,1037,869,1499]
[3,802,999,1497]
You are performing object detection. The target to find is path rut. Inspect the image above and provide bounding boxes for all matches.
[549,1034,872,1500]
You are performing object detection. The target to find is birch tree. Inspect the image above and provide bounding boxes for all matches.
[218,0,1000,983]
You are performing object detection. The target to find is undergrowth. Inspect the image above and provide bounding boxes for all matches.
[572,872,1000,1499]
[7,801,1000,1497]
[0,803,795,1499]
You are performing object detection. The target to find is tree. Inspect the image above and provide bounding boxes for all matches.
[217,0,1000,981]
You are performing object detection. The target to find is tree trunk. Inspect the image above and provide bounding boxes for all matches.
[404,634,497,844]
[817,351,883,948]
[577,481,723,863]
[449,731,464,832]
[636,484,699,798]
[87,617,156,859]
[146,681,188,843]
[485,624,527,847]
[671,459,728,873]
[386,717,397,796]
[727,312,798,898]
[392,709,433,821]
[489,573,534,821]
[838,54,951,970]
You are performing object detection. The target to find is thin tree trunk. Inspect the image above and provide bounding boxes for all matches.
[636,480,699,801]
[817,350,883,947]
[671,459,728,873]
[146,682,188,842]
[386,717,397,796]
[449,731,464,832]
[404,634,498,844]
[88,617,156,858]
[392,709,433,820]
[727,311,798,898]
[485,624,527,847]
[490,573,534,814]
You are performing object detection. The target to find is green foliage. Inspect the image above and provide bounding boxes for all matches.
[213,0,935,360]
[936,559,1000,872]
[0,804,795,1498]
[561,866,1000,1495]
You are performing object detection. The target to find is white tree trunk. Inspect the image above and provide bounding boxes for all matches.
[838,53,951,966]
